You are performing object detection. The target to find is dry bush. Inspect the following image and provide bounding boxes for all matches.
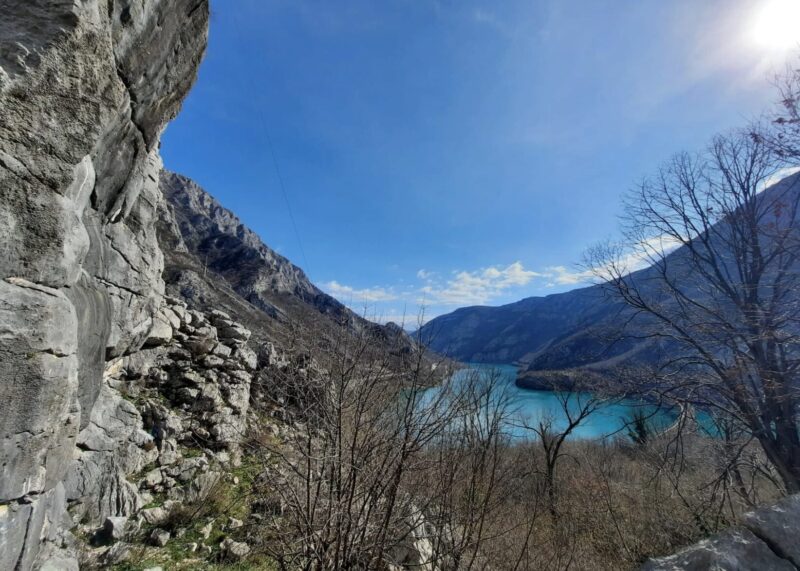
[238,313,785,570]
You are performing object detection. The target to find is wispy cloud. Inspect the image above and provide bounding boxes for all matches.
[762,166,800,192]
[419,261,544,305]
[323,280,398,302]
[324,259,603,325]
[540,238,679,288]
[543,265,593,287]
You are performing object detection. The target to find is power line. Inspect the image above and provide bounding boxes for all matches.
[229,6,311,274]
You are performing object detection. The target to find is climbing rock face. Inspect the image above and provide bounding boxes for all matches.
[0,1,209,569]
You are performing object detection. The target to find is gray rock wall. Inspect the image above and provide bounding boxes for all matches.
[0,1,209,568]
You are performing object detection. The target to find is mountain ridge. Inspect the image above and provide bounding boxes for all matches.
[157,170,418,360]
[419,172,800,383]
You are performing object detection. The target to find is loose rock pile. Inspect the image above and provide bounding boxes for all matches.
[65,296,259,560]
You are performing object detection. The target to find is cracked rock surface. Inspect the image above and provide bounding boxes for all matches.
[0,1,209,568]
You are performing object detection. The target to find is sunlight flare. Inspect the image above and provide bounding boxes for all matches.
[749,0,800,52]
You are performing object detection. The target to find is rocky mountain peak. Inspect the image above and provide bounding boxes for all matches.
[160,171,328,310]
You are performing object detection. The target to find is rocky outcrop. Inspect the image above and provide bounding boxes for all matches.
[157,171,425,365]
[642,494,800,570]
[159,171,344,318]
[0,2,209,568]
[65,298,257,528]
[62,298,260,571]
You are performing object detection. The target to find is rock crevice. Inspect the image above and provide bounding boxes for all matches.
[0,2,209,569]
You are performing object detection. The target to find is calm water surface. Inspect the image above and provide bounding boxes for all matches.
[423,363,682,440]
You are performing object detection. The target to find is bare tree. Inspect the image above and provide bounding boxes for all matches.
[587,128,800,492]
[767,59,800,161]
[521,387,604,519]
[414,367,521,571]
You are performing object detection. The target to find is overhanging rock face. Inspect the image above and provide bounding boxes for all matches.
[0,1,209,568]
[642,494,800,571]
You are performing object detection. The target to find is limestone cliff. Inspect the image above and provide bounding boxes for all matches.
[0,2,209,568]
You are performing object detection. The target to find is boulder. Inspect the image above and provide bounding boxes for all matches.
[209,309,232,323]
[642,527,796,571]
[222,326,251,344]
[212,343,233,358]
[236,346,259,371]
[161,307,182,330]
[101,542,131,566]
[145,316,173,347]
[185,335,216,356]
[202,354,225,368]
[102,516,129,542]
[148,529,170,547]
[142,468,164,488]
[140,507,168,526]
[741,494,800,567]
[220,538,250,561]
[177,471,221,503]
[165,456,209,484]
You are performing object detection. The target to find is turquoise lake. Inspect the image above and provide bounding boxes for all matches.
[422,363,685,441]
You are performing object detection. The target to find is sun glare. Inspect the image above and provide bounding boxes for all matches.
[750,0,800,52]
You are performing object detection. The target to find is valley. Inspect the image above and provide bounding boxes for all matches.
[1,2,800,570]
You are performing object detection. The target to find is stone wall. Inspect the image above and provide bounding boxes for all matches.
[0,2,209,568]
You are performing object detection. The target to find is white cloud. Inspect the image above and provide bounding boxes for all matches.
[419,261,543,306]
[323,280,398,302]
[568,234,684,286]
[543,265,593,287]
[325,260,600,319]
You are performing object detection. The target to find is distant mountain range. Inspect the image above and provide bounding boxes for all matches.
[418,172,800,387]
[417,283,669,388]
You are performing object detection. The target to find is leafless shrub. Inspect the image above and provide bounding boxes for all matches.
[764,58,800,161]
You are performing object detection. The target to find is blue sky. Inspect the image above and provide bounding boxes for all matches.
[161,0,800,325]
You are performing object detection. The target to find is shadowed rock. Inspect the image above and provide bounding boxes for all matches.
[642,495,800,570]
